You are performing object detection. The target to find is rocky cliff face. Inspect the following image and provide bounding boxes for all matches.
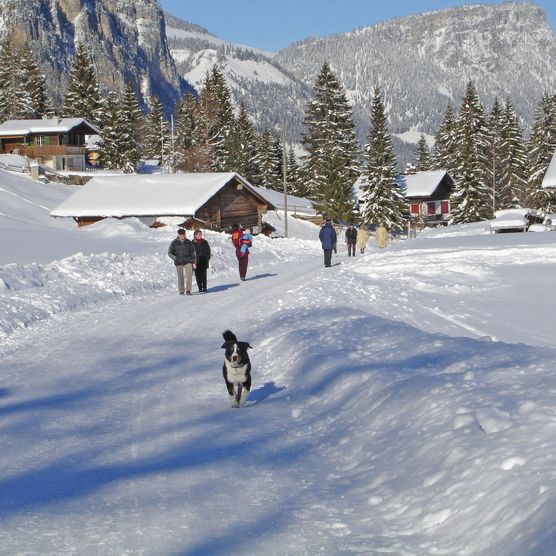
[0,0,191,110]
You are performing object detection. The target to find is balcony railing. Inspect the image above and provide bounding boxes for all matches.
[7,145,86,157]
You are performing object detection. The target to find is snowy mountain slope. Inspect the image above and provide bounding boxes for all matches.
[165,2,555,163]
[165,13,312,140]
[2,170,556,553]
[275,2,556,139]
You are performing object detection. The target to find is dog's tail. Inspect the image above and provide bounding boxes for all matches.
[222,330,237,343]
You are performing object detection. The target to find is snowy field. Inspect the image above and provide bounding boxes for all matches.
[2,168,556,555]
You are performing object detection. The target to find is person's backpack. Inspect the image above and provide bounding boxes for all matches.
[231,229,241,248]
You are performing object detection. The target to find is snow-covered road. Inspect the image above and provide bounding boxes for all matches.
[3,244,556,555]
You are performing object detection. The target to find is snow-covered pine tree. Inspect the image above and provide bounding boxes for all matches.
[286,146,307,197]
[431,104,458,173]
[121,82,144,160]
[252,127,281,190]
[450,81,492,223]
[0,37,12,121]
[19,45,53,119]
[484,98,505,213]
[174,93,196,157]
[98,91,122,170]
[450,118,491,224]
[498,100,527,208]
[301,62,359,221]
[360,87,405,231]
[524,94,556,210]
[414,134,430,171]
[142,95,170,166]
[224,102,258,182]
[0,38,40,120]
[199,65,234,171]
[62,43,103,127]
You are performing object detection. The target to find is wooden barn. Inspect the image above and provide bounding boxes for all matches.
[50,172,275,230]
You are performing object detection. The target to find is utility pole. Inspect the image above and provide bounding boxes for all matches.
[170,114,175,174]
[281,124,288,238]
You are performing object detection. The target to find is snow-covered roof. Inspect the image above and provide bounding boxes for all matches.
[398,170,449,197]
[542,149,556,190]
[354,170,449,200]
[0,118,100,136]
[252,185,315,215]
[50,172,272,218]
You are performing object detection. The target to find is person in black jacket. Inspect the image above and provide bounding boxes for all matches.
[345,222,357,257]
[168,229,196,295]
[192,229,211,292]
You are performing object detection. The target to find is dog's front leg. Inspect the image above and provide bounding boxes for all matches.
[223,366,239,408]
[239,384,249,407]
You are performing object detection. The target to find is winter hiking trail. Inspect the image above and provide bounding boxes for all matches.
[2,251,556,555]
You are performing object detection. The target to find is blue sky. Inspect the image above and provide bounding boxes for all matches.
[159,0,555,52]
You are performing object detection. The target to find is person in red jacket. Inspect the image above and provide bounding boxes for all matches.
[231,224,252,281]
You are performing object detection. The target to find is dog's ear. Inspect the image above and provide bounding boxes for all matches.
[221,342,227,349]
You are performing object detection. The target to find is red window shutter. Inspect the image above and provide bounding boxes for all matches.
[427,202,435,215]
[410,204,420,214]
[440,201,449,214]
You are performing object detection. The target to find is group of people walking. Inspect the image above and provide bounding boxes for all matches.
[319,220,389,267]
[168,218,390,294]
[168,228,212,295]
[168,224,253,295]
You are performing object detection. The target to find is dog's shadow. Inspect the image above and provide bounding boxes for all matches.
[249,381,285,404]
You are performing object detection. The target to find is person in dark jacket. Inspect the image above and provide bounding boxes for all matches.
[319,218,337,267]
[192,229,211,292]
[345,222,357,257]
[168,228,196,295]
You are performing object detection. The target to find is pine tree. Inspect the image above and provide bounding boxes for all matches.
[62,42,103,126]
[286,146,306,197]
[224,102,258,181]
[524,94,556,209]
[19,45,52,118]
[0,38,34,120]
[414,134,430,171]
[432,104,458,173]
[360,87,405,230]
[98,91,123,170]
[301,62,360,221]
[450,81,492,223]
[484,98,505,214]
[498,100,527,208]
[252,127,281,190]
[142,95,170,165]
[198,65,235,171]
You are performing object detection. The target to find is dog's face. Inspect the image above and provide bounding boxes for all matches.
[222,340,252,368]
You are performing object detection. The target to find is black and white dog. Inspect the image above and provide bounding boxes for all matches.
[221,330,252,408]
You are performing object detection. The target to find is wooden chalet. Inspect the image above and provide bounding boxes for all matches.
[354,170,454,226]
[50,172,276,230]
[398,170,454,225]
[0,118,100,172]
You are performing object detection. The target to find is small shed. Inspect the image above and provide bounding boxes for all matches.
[542,149,556,191]
[50,172,275,229]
